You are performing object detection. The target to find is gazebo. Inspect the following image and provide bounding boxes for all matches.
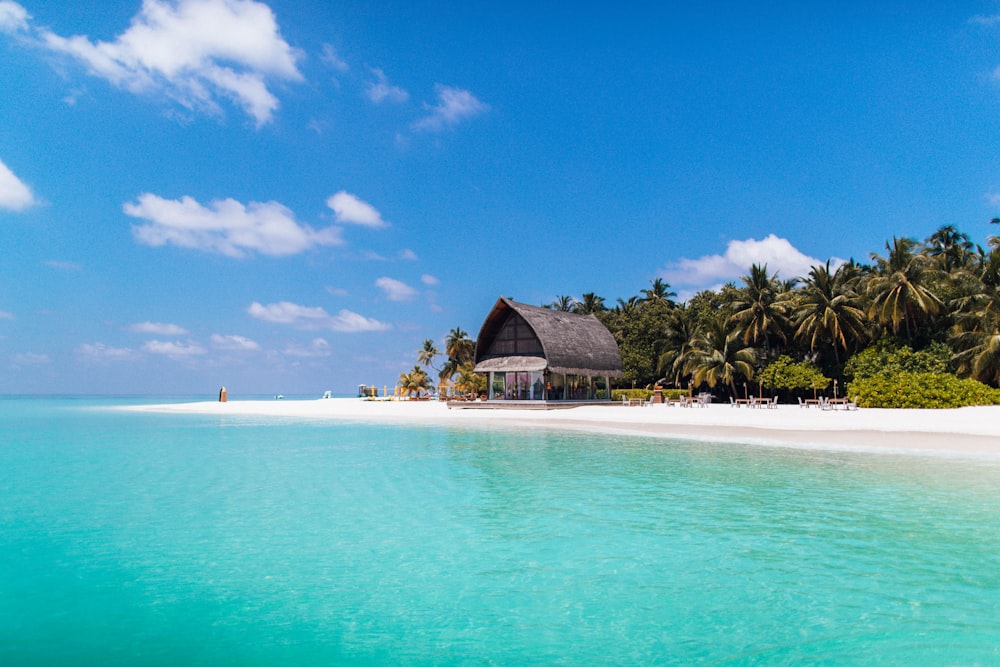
[471,296,623,405]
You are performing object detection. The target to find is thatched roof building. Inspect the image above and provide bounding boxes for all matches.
[472,297,622,403]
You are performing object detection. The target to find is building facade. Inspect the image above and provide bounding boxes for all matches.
[472,297,623,402]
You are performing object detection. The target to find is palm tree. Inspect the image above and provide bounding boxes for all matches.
[925,224,973,272]
[417,339,440,371]
[445,327,475,365]
[656,305,700,386]
[613,296,641,317]
[640,278,676,305]
[728,264,788,356]
[791,261,868,364]
[951,327,1000,386]
[547,295,577,312]
[866,237,944,344]
[397,365,431,397]
[573,292,607,315]
[453,360,487,396]
[950,252,1000,386]
[685,315,757,396]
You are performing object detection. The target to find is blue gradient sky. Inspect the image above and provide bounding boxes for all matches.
[2,1,1000,395]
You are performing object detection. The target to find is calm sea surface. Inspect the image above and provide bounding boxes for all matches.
[1,397,998,665]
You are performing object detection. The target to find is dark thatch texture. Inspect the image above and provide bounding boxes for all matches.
[474,297,623,377]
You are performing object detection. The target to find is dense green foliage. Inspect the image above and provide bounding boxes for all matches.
[844,340,951,380]
[409,223,1000,407]
[847,372,1000,409]
[758,356,829,392]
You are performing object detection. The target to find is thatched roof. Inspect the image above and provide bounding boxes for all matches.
[473,297,623,377]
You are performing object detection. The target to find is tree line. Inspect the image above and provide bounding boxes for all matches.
[403,223,1000,404]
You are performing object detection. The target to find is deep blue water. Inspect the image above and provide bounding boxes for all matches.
[1,397,998,665]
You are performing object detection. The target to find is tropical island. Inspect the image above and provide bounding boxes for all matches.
[402,224,1000,409]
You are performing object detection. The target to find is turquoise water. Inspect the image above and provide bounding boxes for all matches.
[1,398,998,665]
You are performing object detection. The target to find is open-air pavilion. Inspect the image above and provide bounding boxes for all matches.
[462,296,623,408]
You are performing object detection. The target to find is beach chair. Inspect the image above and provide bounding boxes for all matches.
[767,396,778,409]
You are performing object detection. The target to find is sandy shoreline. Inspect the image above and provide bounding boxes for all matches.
[122,398,1000,458]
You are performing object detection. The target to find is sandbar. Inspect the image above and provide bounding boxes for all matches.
[123,398,1000,458]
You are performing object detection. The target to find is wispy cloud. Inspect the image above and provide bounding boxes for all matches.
[0,1,28,33]
[375,276,418,302]
[129,321,189,336]
[210,333,260,351]
[326,191,389,228]
[420,274,440,286]
[413,85,489,132]
[77,342,138,362]
[142,339,207,357]
[365,67,408,104]
[661,235,840,297]
[0,310,14,320]
[970,13,1000,26]
[11,352,50,365]
[283,337,330,358]
[125,193,343,258]
[321,43,349,73]
[987,192,1000,207]
[45,260,83,271]
[248,301,390,332]
[399,248,418,261]
[18,0,302,126]
[0,157,36,211]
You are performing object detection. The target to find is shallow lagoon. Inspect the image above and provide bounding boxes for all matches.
[1,398,998,665]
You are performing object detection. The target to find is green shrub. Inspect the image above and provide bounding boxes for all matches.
[611,389,654,402]
[759,355,830,392]
[847,372,1000,409]
[844,341,951,380]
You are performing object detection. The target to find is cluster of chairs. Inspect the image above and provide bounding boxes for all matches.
[799,396,858,410]
[624,394,709,407]
[729,396,778,409]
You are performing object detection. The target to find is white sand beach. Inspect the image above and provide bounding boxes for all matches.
[126,398,1000,457]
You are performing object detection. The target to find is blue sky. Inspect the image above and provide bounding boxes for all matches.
[2,1,1000,395]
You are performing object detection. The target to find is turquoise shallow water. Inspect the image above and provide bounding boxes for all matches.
[1,398,999,665]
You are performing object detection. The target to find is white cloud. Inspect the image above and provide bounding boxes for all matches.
[399,248,418,260]
[0,310,14,320]
[661,234,840,292]
[78,342,138,362]
[413,84,489,132]
[129,321,189,335]
[0,1,28,33]
[0,158,36,211]
[11,352,50,365]
[283,337,330,358]
[325,286,348,297]
[248,301,390,332]
[421,274,440,286]
[365,68,408,104]
[971,14,1000,26]
[321,43,348,72]
[326,191,389,228]
[46,260,82,271]
[35,0,302,126]
[142,339,207,357]
[210,333,260,350]
[125,193,343,258]
[987,192,1000,207]
[375,276,418,302]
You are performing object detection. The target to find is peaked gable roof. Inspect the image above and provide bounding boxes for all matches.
[474,296,623,377]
